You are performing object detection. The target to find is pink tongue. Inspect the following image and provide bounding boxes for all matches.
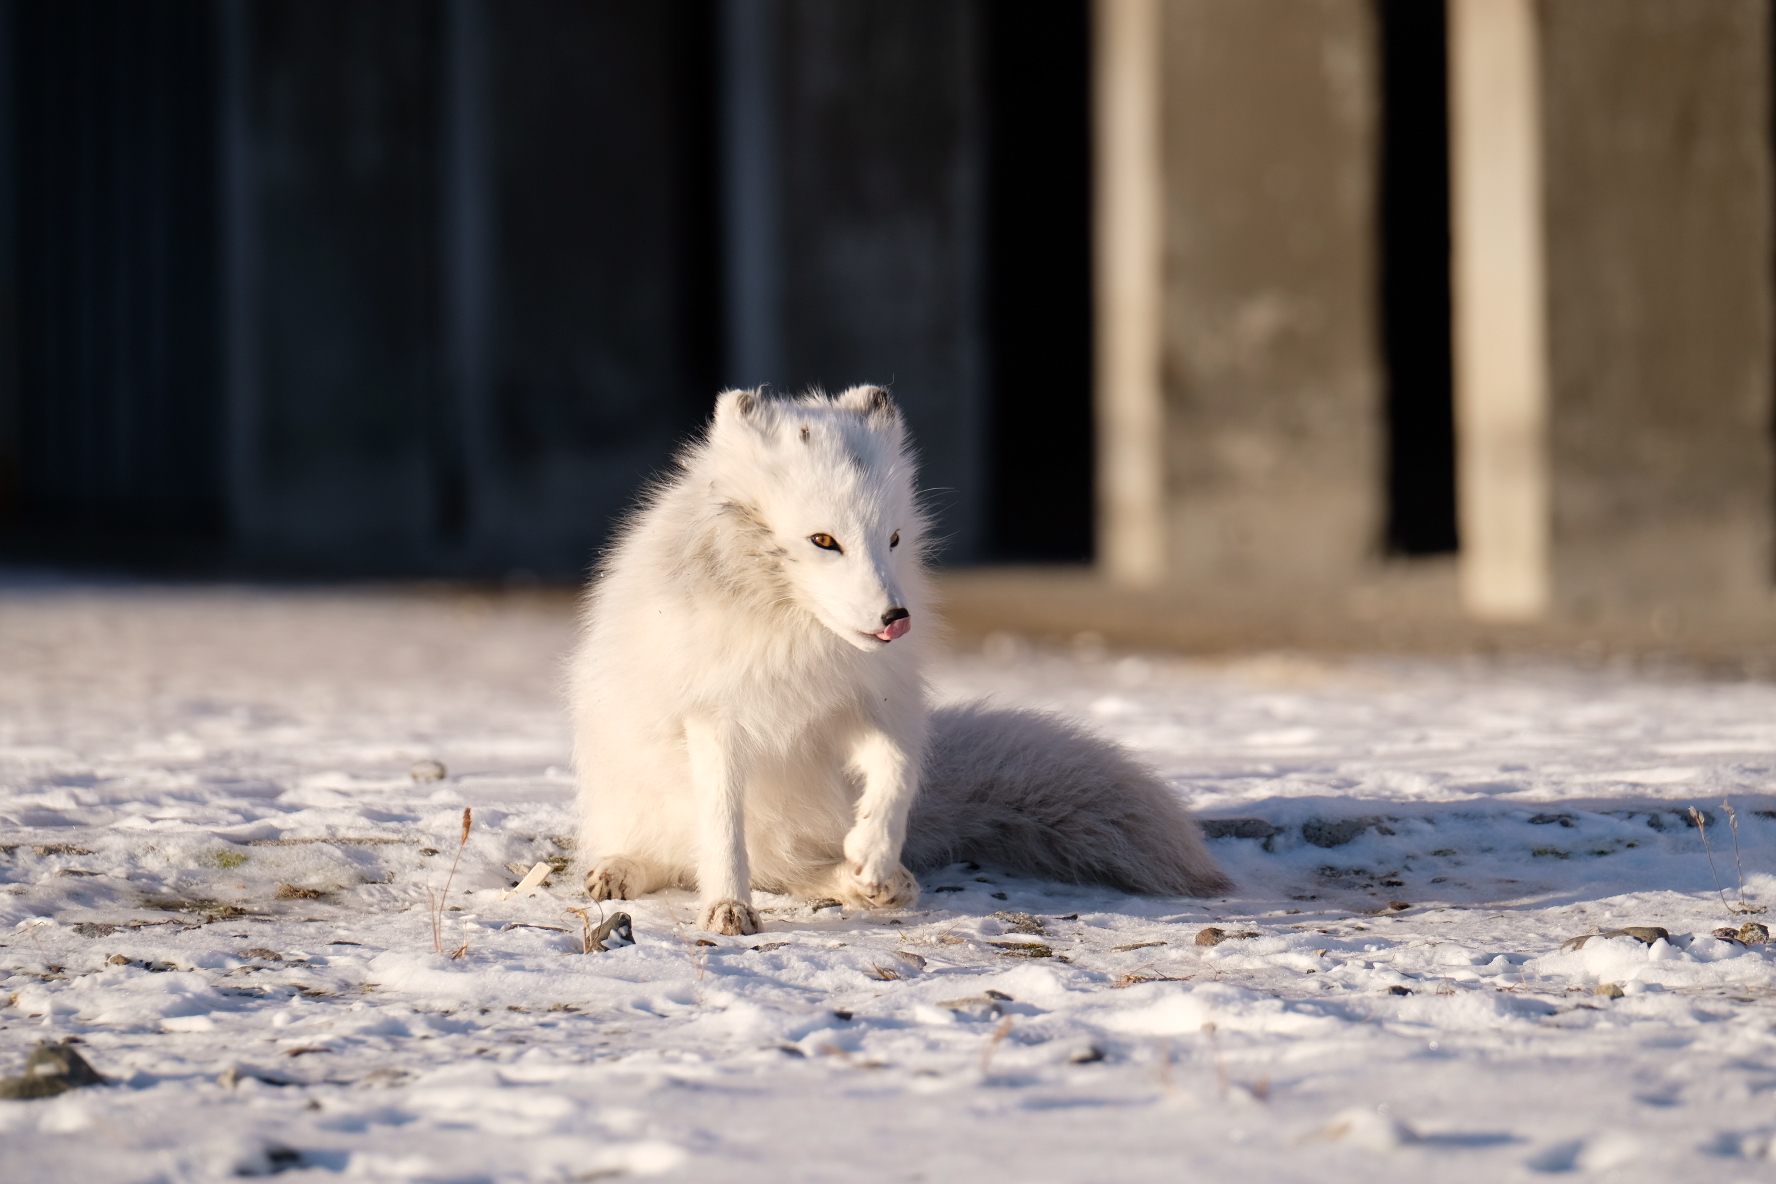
[874,616,912,642]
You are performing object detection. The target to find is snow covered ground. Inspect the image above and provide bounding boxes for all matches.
[5,581,1776,1182]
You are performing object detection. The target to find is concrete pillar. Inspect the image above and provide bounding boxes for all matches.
[1449,0,1550,620]
[1093,0,1165,587]
[1539,0,1774,623]
[1097,0,1384,589]
[1449,0,1774,625]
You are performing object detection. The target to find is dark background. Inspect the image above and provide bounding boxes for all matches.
[0,0,1452,579]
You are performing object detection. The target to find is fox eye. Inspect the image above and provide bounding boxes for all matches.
[809,533,842,553]
[890,531,900,549]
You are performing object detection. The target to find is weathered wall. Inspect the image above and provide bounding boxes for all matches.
[1540,0,1774,618]
[1158,0,1383,587]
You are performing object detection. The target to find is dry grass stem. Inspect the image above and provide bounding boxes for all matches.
[429,807,473,954]
[565,907,597,954]
[677,926,709,980]
[1691,805,1741,918]
[980,1016,1014,1073]
[1722,800,1765,914]
[1202,1020,1229,1100]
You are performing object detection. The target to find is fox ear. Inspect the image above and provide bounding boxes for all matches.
[835,385,897,424]
[715,388,763,423]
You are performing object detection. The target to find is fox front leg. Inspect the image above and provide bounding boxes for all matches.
[837,726,921,909]
[683,716,760,936]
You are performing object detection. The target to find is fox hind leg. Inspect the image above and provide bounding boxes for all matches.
[584,854,667,901]
[811,859,920,910]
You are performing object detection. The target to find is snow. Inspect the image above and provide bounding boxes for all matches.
[4,582,1776,1181]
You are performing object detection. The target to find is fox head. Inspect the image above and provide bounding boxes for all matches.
[700,386,924,652]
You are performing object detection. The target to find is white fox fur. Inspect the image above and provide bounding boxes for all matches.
[569,387,1229,935]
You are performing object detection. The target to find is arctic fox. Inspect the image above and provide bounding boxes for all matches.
[570,387,1229,935]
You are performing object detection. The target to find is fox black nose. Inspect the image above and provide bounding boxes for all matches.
[881,606,909,626]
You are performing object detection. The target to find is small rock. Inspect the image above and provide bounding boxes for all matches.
[0,1041,104,1100]
[984,990,1013,1001]
[275,885,324,901]
[895,952,927,969]
[750,942,790,953]
[409,759,448,783]
[1200,819,1282,841]
[988,941,1054,958]
[1302,817,1392,849]
[71,923,117,938]
[938,995,1005,1020]
[694,938,717,947]
[587,911,633,952]
[1068,1044,1106,1064]
[807,898,842,912]
[1386,901,1411,912]
[1713,927,1744,942]
[1527,813,1577,828]
[1616,926,1669,945]
[992,911,1045,935]
[1317,1106,1419,1150]
[241,948,283,961]
[1738,922,1769,945]
[1386,985,1412,996]
[1595,982,1625,999]
[1195,926,1259,946]
[1562,926,1669,951]
[219,1063,295,1088]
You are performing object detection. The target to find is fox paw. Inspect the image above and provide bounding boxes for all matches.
[585,856,647,901]
[699,898,760,936]
[835,861,920,910]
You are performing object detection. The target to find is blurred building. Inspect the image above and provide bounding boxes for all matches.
[0,0,1093,576]
[1066,0,1772,649]
[0,1,1770,650]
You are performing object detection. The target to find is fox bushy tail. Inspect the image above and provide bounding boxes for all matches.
[905,703,1232,897]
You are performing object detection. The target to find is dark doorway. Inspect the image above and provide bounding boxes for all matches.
[7,0,224,553]
[982,0,1094,563]
[1379,0,1458,556]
